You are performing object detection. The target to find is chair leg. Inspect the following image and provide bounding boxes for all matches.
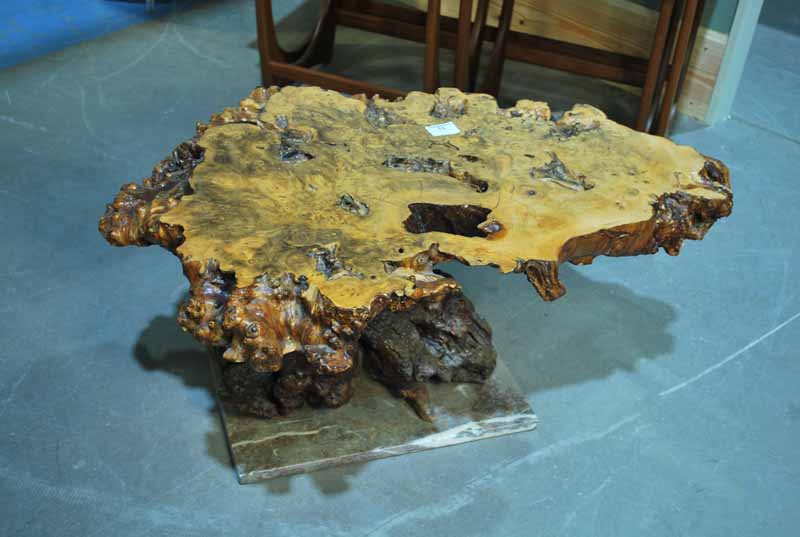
[468,0,490,91]
[424,0,442,92]
[295,0,338,67]
[454,0,474,90]
[636,0,676,132]
[673,0,707,108]
[255,0,279,86]
[255,0,340,87]
[477,0,514,96]
[655,0,700,136]
[648,0,685,130]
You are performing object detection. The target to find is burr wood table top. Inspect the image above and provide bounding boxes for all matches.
[99,85,732,377]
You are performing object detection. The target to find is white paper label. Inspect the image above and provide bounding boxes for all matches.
[425,122,461,137]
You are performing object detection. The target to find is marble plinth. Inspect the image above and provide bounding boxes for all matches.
[209,358,537,483]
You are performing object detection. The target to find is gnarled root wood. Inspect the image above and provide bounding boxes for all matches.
[99,86,732,419]
[361,291,496,420]
[215,290,496,420]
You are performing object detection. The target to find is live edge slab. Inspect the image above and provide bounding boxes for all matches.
[99,86,732,482]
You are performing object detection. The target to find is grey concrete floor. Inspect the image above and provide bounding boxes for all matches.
[1,1,799,536]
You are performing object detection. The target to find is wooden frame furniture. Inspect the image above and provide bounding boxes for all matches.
[255,0,706,135]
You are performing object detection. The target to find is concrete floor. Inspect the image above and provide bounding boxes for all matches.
[0,0,180,69]
[1,1,799,535]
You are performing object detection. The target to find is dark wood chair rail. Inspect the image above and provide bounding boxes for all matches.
[255,0,706,136]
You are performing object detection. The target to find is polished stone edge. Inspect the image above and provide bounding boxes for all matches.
[207,353,537,484]
[236,413,538,483]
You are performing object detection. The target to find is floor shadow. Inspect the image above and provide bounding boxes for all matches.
[254,457,368,495]
[134,311,213,392]
[441,262,677,396]
[134,297,367,495]
[133,261,677,491]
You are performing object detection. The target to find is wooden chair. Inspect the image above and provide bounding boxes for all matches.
[255,0,706,136]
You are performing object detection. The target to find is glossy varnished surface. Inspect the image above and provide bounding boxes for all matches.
[97,84,732,414]
[163,85,730,310]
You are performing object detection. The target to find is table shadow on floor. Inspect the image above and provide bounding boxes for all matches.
[132,264,676,493]
[133,301,368,495]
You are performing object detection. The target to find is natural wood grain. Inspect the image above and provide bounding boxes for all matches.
[424,0,442,92]
[99,85,732,416]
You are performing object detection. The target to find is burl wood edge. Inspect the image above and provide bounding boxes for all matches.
[99,86,732,413]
